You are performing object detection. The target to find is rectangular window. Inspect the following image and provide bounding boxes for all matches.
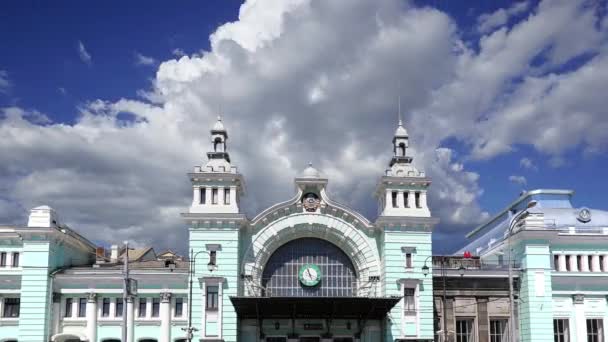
[115,298,123,317]
[0,252,6,267]
[405,253,413,268]
[2,298,20,318]
[200,187,206,204]
[490,319,508,342]
[554,255,560,270]
[102,298,110,317]
[78,298,87,317]
[138,298,147,317]
[566,255,572,271]
[209,250,217,268]
[415,192,421,208]
[577,255,583,271]
[391,191,398,208]
[404,192,409,207]
[11,253,19,267]
[456,319,474,342]
[587,319,603,342]
[175,297,183,317]
[206,285,219,310]
[554,319,569,342]
[403,288,415,314]
[64,298,73,317]
[212,188,218,204]
[224,188,230,204]
[152,298,160,317]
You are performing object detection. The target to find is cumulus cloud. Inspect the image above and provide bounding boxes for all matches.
[0,70,11,94]
[134,52,157,66]
[509,175,527,186]
[0,0,607,254]
[77,41,92,65]
[477,1,529,34]
[520,157,537,170]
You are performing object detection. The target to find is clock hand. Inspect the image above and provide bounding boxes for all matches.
[306,269,312,279]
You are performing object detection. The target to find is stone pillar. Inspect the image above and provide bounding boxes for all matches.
[52,293,61,336]
[407,191,415,209]
[569,255,578,272]
[591,255,600,272]
[557,254,567,272]
[477,298,489,342]
[205,187,212,205]
[160,292,171,342]
[397,191,405,208]
[127,296,135,342]
[445,298,455,342]
[218,186,225,205]
[85,293,97,342]
[580,255,589,272]
[385,190,392,209]
[574,295,586,342]
[602,255,608,272]
[193,186,201,205]
[229,186,237,211]
[420,191,428,209]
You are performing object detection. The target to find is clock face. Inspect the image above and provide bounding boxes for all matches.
[299,264,322,286]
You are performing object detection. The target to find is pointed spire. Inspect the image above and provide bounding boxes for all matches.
[212,115,226,132]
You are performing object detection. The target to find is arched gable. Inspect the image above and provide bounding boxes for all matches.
[241,212,381,296]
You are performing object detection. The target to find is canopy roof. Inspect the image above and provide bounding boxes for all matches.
[230,296,400,320]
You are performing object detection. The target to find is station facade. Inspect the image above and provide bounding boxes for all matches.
[0,117,606,342]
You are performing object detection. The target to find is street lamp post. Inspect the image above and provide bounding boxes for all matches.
[184,248,218,342]
[506,200,537,342]
[422,256,448,342]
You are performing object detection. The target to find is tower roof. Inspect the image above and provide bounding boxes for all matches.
[394,119,408,137]
[212,116,226,132]
[300,162,321,178]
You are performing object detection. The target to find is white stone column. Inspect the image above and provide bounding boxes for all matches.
[580,255,590,272]
[52,293,61,335]
[407,190,415,208]
[602,255,608,272]
[557,254,567,272]
[6,253,12,268]
[127,296,135,342]
[591,255,601,272]
[229,186,238,211]
[569,255,578,272]
[397,191,405,208]
[85,293,97,342]
[193,186,201,205]
[160,293,171,342]
[205,188,212,205]
[218,186,225,205]
[574,295,586,342]
[420,191,428,209]
[385,190,392,210]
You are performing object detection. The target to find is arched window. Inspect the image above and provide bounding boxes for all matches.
[213,137,223,152]
[102,339,121,342]
[398,143,406,157]
[262,238,356,297]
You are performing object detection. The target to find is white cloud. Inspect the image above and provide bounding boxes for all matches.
[0,70,11,94]
[519,157,537,170]
[1,0,606,253]
[508,175,527,186]
[171,48,186,57]
[77,41,92,65]
[477,1,529,34]
[134,52,156,66]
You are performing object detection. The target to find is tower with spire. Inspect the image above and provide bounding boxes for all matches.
[375,116,438,342]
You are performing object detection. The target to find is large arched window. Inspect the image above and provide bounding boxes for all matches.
[262,238,356,297]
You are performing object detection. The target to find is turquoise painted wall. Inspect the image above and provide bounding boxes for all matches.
[381,228,433,341]
[517,243,554,342]
[190,223,240,342]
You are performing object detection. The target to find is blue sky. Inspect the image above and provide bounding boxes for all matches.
[1,0,607,253]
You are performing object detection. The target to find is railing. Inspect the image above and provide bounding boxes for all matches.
[432,256,519,270]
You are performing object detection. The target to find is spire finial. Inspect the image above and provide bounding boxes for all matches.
[398,95,402,126]
[308,161,313,167]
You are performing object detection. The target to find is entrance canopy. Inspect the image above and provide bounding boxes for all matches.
[230,296,400,320]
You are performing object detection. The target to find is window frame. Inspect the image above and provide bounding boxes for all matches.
[212,188,219,204]
[403,287,416,315]
[206,285,219,311]
[553,318,569,342]
[2,298,20,318]
[0,252,6,267]
[152,297,160,318]
[77,298,87,318]
[115,298,123,318]
[489,318,508,342]
[587,318,603,342]
[101,297,111,317]
[11,252,19,267]
[455,318,475,342]
[174,297,184,318]
[64,298,73,317]
[224,188,230,205]
[138,298,147,318]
